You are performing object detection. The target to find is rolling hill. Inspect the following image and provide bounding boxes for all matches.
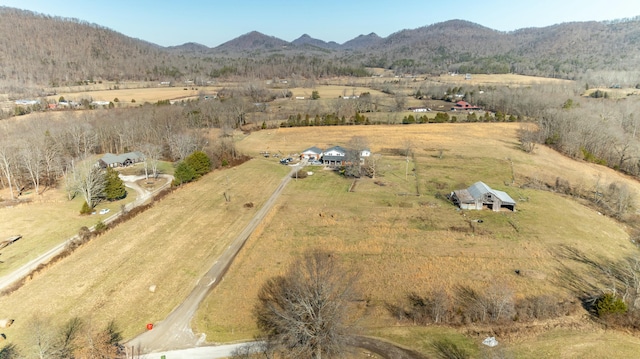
[1,6,640,94]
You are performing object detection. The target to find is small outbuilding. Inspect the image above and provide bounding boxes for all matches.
[450,181,516,212]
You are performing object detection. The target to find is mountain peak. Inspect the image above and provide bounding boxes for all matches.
[215,31,288,51]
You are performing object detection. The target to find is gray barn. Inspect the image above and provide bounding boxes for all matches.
[451,181,516,212]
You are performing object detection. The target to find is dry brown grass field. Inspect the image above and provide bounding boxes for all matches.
[45,86,217,105]
[432,74,575,86]
[194,123,640,356]
[0,159,290,348]
[3,112,640,356]
[287,85,388,99]
[584,87,640,99]
[0,183,139,276]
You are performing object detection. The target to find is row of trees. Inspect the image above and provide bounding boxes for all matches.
[401,111,517,124]
[0,99,245,201]
[172,151,212,186]
[280,112,371,127]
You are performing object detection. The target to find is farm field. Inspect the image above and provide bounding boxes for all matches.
[431,73,575,86]
[44,86,217,106]
[193,123,640,356]
[0,159,290,347]
[3,86,640,356]
[0,183,139,276]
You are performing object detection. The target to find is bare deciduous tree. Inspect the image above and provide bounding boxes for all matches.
[72,162,105,208]
[26,315,56,359]
[0,136,17,200]
[254,251,359,359]
[141,143,162,180]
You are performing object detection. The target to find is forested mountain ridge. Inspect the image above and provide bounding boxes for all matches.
[2,6,640,95]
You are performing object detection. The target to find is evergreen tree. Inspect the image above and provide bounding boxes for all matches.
[173,161,196,186]
[103,167,126,201]
[184,151,211,178]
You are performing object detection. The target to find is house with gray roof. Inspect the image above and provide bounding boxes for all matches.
[450,181,516,211]
[322,146,347,167]
[300,146,323,160]
[98,151,145,168]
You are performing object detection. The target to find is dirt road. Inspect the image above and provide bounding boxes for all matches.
[126,166,297,353]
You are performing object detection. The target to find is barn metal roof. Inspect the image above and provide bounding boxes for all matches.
[468,181,516,205]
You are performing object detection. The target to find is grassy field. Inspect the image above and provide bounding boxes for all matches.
[190,123,640,357]
[6,71,640,358]
[0,184,138,276]
[431,74,575,86]
[3,116,640,356]
[0,159,290,347]
[45,86,217,106]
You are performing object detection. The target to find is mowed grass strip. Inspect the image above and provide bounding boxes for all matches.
[0,158,289,347]
[197,123,638,352]
[0,186,138,276]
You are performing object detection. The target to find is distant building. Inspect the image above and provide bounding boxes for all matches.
[452,101,481,111]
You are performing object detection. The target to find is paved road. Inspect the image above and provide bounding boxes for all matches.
[141,343,259,359]
[139,336,427,359]
[126,165,298,353]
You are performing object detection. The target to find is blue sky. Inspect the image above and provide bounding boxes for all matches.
[2,0,637,47]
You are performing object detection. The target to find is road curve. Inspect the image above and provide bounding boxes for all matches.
[126,165,297,353]
[139,336,427,359]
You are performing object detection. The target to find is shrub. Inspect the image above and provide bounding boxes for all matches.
[291,169,308,179]
[95,220,107,232]
[80,201,92,215]
[184,151,211,178]
[596,293,627,317]
[515,295,576,321]
[172,161,196,186]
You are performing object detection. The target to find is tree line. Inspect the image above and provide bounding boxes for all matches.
[0,100,244,204]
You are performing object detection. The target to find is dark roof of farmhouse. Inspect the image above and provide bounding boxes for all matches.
[100,151,145,165]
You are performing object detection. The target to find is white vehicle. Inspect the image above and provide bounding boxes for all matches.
[99,208,110,215]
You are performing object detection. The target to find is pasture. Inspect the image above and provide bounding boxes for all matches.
[0,184,138,276]
[5,73,640,356]
[0,159,289,347]
[45,86,216,106]
[431,73,575,86]
[193,123,640,357]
